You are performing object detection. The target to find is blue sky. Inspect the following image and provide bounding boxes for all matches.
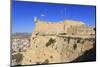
[12,0,96,33]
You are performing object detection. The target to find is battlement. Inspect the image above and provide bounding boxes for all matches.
[33,19,95,36]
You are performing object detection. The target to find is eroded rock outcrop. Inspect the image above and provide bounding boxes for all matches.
[20,20,95,65]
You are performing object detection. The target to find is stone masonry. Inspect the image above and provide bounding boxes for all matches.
[12,19,95,65]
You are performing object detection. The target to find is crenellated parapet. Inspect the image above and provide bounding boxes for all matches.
[33,19,95,36]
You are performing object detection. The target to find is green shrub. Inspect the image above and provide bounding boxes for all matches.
[36,62,40,64]
[77,39,81,43]
[42,59,49,64]
[73,44,77,50]
[12,53,23,64]
[59,33,66,35]
[68,37,70,44]
[45,38,56,47]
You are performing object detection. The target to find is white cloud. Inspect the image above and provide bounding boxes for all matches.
[41,14,45,17]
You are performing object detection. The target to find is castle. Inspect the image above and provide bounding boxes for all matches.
[12,19,96,65]
[33,19,95,36]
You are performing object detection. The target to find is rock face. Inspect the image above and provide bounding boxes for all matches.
[19,20,95,65]
[11,33,31,66]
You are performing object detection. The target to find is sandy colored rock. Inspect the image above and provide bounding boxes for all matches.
[19,20,95,65]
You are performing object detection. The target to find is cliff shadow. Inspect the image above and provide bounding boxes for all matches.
[70,42,96,63]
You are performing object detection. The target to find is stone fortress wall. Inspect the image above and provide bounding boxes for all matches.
[34,20,95,36]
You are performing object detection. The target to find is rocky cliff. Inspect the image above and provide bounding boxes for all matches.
[12,20,95,66]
